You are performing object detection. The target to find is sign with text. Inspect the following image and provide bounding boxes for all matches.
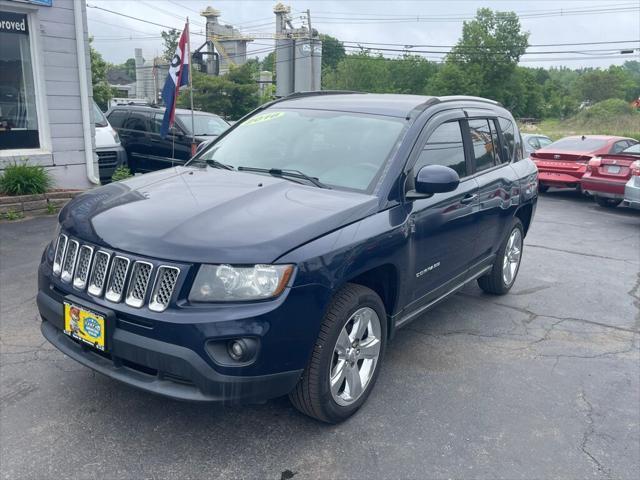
[0,11,29,34]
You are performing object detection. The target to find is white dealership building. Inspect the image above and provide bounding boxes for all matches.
[0,0,98,189]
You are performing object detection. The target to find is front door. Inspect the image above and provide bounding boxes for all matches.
[406,117,481,309]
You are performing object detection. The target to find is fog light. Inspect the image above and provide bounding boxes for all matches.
[228,340,245,361]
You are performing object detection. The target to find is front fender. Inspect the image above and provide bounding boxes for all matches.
[277,205,411,316]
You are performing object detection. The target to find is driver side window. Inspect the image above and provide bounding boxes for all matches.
[415,121,467,178]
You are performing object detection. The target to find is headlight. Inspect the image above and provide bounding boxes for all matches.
[111,127,120,144]
[189,264,294,302]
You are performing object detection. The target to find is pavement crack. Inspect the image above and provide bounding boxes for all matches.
[526,243,632,264]
[577,390,611,478]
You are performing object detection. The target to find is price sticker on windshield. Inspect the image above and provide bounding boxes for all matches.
[242,111,285,127]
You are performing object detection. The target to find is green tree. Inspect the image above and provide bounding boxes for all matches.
[323,53,391,92]
[574,69,626,104]
[178,63,259,120]
[261,51,275,72]
[161,29,180,63]
[319,34,346,71]
[389,54,438,94]
[438,8,529,105]
[122,58,136,80]
[89,39,113,110]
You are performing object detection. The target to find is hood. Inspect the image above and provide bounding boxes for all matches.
[59,167,378,264]
[94,125,120,149]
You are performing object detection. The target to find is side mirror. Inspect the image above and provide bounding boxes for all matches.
[407,165,460,199]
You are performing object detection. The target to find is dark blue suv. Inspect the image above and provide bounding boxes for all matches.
[38,93,538,423]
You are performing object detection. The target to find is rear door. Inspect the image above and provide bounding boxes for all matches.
[466,116,519,263]
[121,111,153,173]
[405,112,480,310]
[148,113,192,168]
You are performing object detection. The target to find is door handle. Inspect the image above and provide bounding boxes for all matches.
[460,194,478,204]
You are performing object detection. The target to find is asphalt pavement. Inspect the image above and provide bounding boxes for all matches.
[1,191,639,480]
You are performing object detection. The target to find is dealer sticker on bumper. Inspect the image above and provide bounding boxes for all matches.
[64,302,106,351]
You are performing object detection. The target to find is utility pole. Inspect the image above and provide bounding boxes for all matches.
[306,8,315,91]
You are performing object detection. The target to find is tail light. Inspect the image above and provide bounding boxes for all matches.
[630,160,640,177]
[586,156,601,172]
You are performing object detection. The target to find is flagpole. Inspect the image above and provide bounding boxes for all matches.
[186,17,196,156]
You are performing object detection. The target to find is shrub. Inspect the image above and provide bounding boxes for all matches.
[111,166,133,182]
[0,161,52,196]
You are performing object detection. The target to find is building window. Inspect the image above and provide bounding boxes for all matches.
[0,11,40,150]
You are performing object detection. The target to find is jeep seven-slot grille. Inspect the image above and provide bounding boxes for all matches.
[149,267,180,312]
[88,251,110,296]
[60,240,79,283]
[52,234,180,310]
[73,245,94,290]
[125,261,153,308]
[105,256,130,303]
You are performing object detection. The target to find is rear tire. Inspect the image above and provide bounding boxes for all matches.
[289,284,387,424]
[478,218,524,295]
[538,185,549,193]
[594,196,621,209]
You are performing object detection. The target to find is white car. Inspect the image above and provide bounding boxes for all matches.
[93,101,127,183]
[623,151,640,210]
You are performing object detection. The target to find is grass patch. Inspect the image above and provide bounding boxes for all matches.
[111,166,133,182]
[0,161,52,196]
[521,99,640,141]
[3,210,24,221]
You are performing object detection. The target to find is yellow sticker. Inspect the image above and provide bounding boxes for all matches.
[64,302,106,351]
[242,111,285,127]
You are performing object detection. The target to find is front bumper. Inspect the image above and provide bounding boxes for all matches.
[38,259,330,403]
[97,146,127,183]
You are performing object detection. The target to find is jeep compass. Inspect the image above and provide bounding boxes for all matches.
[38,93,538,423]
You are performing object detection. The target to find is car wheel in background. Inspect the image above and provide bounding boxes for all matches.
[478,218,524,295]
[538,185,549,193]
[594,196,622,208]
[289,284,387,423]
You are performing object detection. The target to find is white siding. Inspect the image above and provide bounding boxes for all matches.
[0,0,95,189]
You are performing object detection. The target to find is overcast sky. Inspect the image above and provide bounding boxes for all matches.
[88,0,640,69]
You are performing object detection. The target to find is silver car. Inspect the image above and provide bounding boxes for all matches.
[522,133,553,156]
[623,145,640,209]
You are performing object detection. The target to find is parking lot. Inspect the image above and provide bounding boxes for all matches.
[0,191,638,480]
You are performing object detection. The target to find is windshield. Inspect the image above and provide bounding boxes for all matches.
[546,137,607,152]
[177,113,228,136]
[92,102,108,127]
[194,109,406,192]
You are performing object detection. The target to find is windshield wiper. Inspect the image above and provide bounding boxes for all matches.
[237,167,330,189]
[204,159,234,170]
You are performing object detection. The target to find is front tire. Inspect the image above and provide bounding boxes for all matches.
[478,218,524,295]
[289,284,387,423]
[538,184,549,193]
[594,196,621,209]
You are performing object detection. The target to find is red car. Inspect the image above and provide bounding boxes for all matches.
[531,136,638,193]
[582,143,640,208]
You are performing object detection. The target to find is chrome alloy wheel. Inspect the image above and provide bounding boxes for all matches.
[502,228,522,286]
[329,307,382,406]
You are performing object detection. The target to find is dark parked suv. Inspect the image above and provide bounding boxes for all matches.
[106,106,229,173]
[38,93,538,423]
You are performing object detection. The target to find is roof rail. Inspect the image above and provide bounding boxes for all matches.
[438,95,502,107]
[282,90,363,99]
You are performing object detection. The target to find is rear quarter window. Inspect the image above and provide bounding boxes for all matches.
[498,117,522,162]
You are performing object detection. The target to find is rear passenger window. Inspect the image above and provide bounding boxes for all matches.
[123,112,149,132]
[469,119,498,172]
[107,110,127,128]
[416,121,467,177]
[488,119,504,164]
